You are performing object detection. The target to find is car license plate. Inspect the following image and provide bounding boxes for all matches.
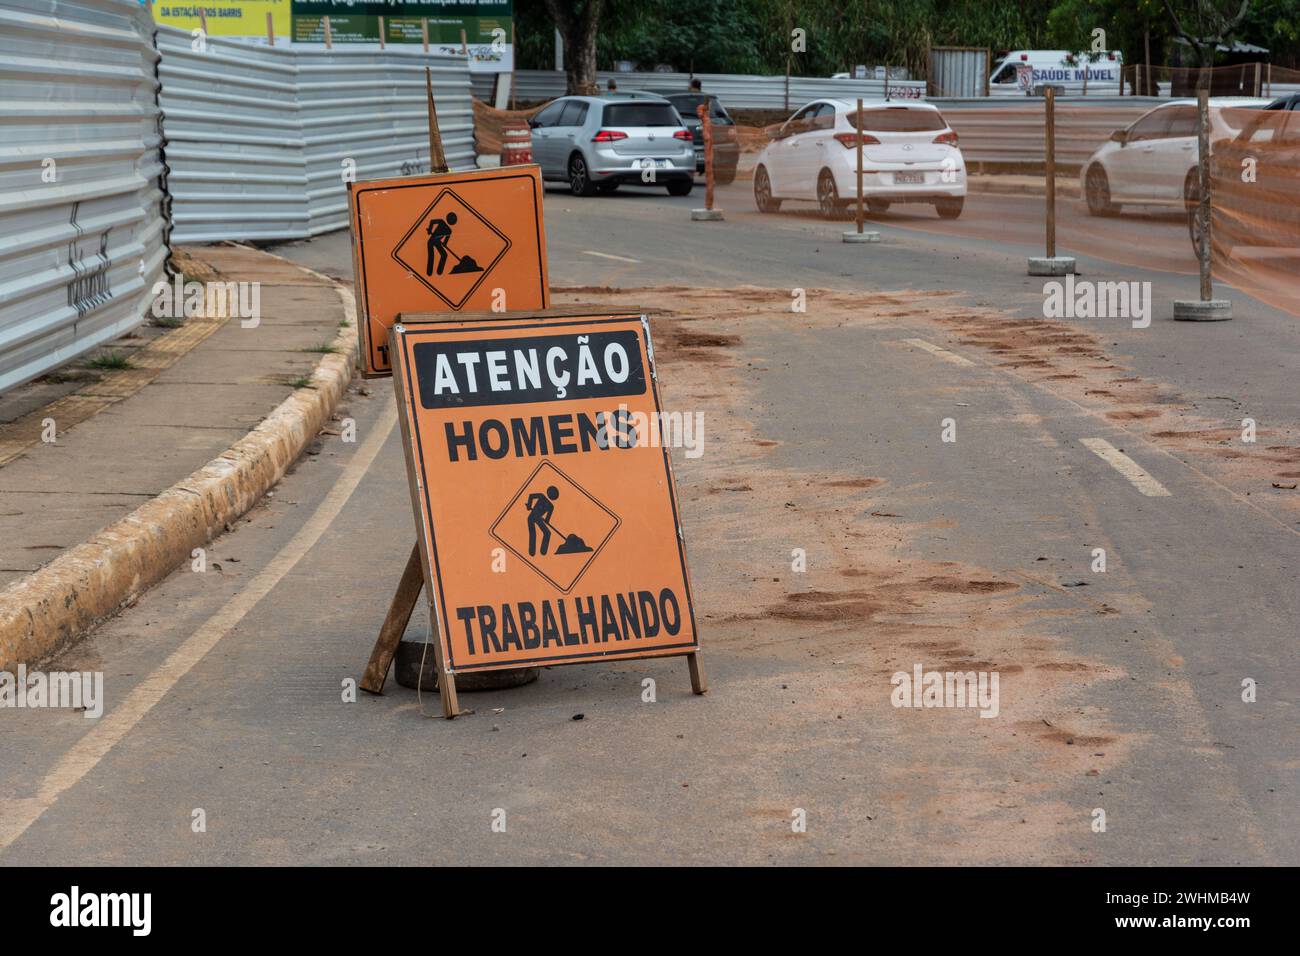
[894,171,925,184]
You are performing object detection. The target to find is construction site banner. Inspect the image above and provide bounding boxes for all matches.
[291,1,513,71]
[151,0,292,38]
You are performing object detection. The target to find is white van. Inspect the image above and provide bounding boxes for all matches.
[989,50,1124,96]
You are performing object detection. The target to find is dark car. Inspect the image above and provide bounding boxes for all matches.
[664,93,740,185]
[1261,93,1300,112]
[1191,104,1299,257]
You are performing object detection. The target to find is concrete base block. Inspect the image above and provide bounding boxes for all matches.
[394,638,540,692]
[842,230,881,243]
[1173,299,1232,321]
[1027,256,1076,276]
[690,208,724,221]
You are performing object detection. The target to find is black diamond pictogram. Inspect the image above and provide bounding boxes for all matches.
[391,188,511,310]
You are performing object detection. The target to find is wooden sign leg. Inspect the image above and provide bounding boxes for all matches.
[687,653,708,695]
[359,542,424,694]
[440,672,460,719]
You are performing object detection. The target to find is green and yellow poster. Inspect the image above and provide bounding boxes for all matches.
[151,1,513,71]
[151,1,292,38]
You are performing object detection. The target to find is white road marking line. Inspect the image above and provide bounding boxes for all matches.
[1080,437,1172,497]
[582,250,641,263]
[0,396,399,854]
[901,337,975,367]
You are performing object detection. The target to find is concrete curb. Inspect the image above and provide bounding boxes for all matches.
[0,251,359,673]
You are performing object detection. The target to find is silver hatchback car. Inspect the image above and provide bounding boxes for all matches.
[529,96,696,196]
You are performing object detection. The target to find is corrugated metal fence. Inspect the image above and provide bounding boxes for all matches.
[160,29,474,243]
[487,69,926,109]
[929,47,989,98]
[0,0,168,393]
[0,8,475,390]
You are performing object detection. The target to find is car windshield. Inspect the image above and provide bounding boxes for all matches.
[849,108,946,132]
[603,104,682,127]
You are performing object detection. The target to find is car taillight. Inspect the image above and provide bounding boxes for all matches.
[933,131,958,146]
[833,131,881,148]
[673,129,692,141]
[592,129,627,142]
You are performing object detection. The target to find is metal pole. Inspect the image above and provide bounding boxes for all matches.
[1196,87,1212,301]
[421,17,428,53]
[1144,30,1151,94]
[323,15,332,49]
[1045,86,1056,259]
[266,11,274,47]
[855,97,864,234]
[378,16,385,50]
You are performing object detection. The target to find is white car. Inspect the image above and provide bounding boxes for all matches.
[753,99,967,219]
[1081,98,1269,216]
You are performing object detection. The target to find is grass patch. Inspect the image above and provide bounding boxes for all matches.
[302,342,338,354]
[152,315,185,329]
[288,376,314,389]
[85,352,133,370]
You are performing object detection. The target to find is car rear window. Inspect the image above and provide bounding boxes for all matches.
[603,104,682,127]
[850,108,946,132]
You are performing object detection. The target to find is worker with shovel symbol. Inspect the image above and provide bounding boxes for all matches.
[425,211,484,277]
[525,485,593,557]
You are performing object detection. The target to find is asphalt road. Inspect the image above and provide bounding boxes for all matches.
[2,177,1295,865]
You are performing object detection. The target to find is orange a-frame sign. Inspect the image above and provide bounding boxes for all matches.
[388,308,704,716]
[348,165,550,377]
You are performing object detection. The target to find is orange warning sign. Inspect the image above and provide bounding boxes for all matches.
[390,309,700,674]
[348,166,550,377]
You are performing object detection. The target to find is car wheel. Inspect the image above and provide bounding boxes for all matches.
[1085,165,1118,217]
[754,165,780,213]
[867,199,890,215]
[817,170,843,220]
[667,179,693,197]
[568,153,597,197]
[935,198,964,220]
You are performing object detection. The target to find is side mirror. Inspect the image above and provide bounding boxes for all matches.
[1110,129,1127,144]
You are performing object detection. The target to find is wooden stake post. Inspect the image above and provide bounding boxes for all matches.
[426,67,448,174]
[1195,87,1213,302]
[697,104,714,210]
[1044,86,1056,259]
[855,97,864,234]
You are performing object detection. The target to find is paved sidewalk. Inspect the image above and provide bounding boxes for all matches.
[0,245,345,590]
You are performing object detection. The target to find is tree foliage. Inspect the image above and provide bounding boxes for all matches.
[514,0,1298,81]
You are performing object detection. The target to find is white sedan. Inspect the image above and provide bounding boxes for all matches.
[753,99,967,219]
[1081,97,1269,216]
